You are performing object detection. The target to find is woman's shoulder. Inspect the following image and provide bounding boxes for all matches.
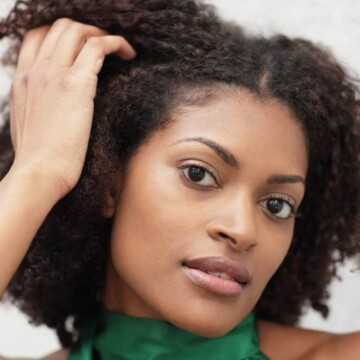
[42,349,69,360]
[0,349,69,360]
[257,320,360,360]
[258,320,334,360]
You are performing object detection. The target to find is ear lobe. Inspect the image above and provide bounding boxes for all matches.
[102,170,123,218]
[102,193,116,218]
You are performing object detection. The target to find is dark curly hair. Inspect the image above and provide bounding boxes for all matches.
[0,0,359,348]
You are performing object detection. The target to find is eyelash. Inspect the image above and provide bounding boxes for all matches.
[259,193,298,220]
[178,162,219,189]
[178,163,299,220]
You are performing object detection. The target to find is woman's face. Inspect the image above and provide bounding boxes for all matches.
[104,88,308,337]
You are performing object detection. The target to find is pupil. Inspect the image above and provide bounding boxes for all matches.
[189,167,205,182]
[267,199,283,213]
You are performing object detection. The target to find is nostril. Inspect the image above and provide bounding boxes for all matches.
[219,232,229,239]
[219,231,237,245]
[245,243,257,252]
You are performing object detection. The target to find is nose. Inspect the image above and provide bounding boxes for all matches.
[206,194,258,252]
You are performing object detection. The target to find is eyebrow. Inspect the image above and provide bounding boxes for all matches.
[172,137,239,169]
[172,136,306,186]
[267,175,305,185]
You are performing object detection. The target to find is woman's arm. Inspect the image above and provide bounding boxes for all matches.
[0,18,136,298]
[0,165,61,296]
[258,320,360,360]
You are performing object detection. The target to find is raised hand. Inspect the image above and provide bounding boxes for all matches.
[0,19,135,297]
[9,18,136,199]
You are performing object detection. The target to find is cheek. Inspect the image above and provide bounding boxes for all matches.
[110,164,195,271]
[255,225,294,288]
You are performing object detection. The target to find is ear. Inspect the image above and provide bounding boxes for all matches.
[102,170,124,218]
[102,192,117,218]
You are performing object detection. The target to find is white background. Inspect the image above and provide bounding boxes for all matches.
[0,0,359,357]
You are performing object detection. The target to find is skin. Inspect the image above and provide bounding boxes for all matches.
[0,18,136,297]
[0,18,359,360]
[103,89,308,337]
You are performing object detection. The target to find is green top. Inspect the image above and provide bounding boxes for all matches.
[68,308,269,360]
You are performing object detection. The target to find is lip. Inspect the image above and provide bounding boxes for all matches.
[182,256,250,297]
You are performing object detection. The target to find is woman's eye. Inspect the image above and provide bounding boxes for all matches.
[180,164,217,188]
[260,198,295,219]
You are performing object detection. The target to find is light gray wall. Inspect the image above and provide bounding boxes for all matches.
[0,0,359,357]
[0,1,12,100]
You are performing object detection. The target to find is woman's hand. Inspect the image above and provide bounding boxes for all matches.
[9,18,136,200]
[0,18,135,297]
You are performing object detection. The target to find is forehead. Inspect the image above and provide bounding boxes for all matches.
[171,86,304,134]
[160,88,308,173]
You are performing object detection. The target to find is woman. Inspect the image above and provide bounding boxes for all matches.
[0,0,359,359]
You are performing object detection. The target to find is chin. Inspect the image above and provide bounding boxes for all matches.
[177,317,239,338]
[165,303,246,338]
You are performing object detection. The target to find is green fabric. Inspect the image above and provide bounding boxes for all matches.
[68,308,269,360]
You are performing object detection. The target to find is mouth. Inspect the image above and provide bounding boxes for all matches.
[182,256,250,297]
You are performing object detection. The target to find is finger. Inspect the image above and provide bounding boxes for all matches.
[10,25,50,150]
[9,91,17,150]
[9,75,27,152]
[72,36,136,75]
[50,22,109,67]
[16,26,49,73]
[33,18,73,64]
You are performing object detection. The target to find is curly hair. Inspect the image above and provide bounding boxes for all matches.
[0,0,359,348]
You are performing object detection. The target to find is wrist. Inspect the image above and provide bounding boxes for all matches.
[3,162,64,206]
